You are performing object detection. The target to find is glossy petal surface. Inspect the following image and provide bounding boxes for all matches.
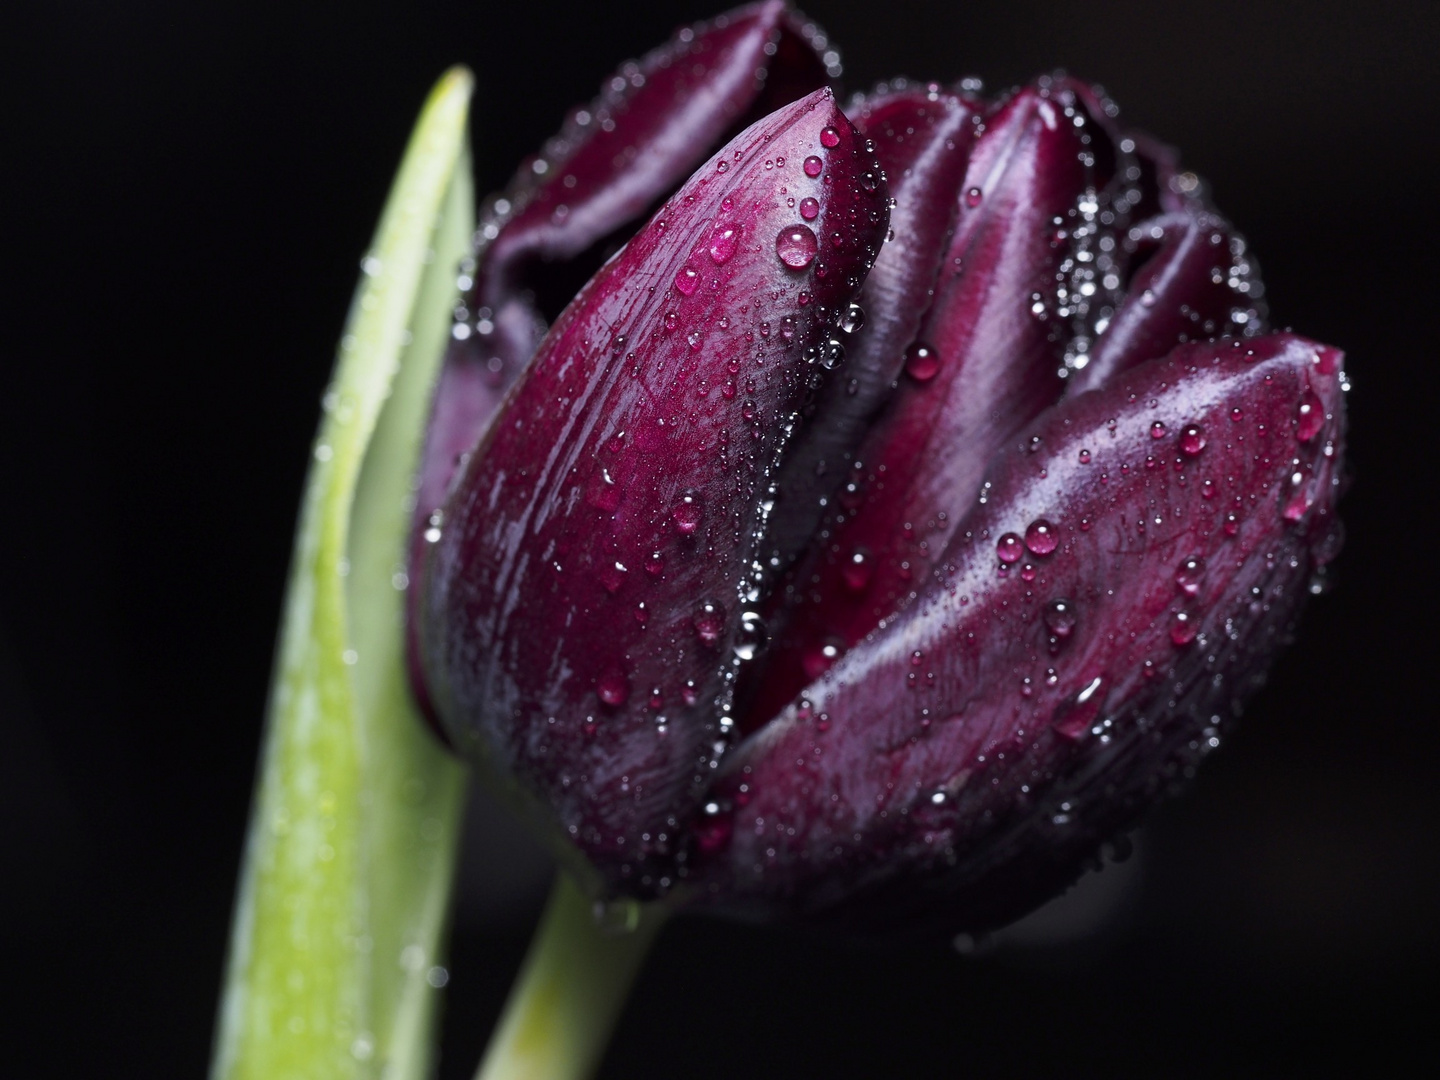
[693,334,1346,932]
[417,89,888,892]
[748,83,1112,724]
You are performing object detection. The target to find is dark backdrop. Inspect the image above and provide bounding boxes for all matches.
[5,1,1438,1076]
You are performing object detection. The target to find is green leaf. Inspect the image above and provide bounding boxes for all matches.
[212,67,474,1080]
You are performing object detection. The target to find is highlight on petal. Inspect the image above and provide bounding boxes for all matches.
[690,333,1346,934]
[416,88,889,894]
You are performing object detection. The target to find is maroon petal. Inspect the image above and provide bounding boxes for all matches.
[690,333,1346,933]
[745,82,1111,725]
[762,85,982,570]
[416,89,888,895]
[1068,210,1267,394]
[406,3,834,722]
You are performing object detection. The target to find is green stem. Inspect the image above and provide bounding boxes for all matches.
[476,876,667,1080]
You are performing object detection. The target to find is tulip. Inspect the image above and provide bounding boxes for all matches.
[409,2,1346,938]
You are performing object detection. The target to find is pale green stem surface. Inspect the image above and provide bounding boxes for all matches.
[212,69,475,1080]
[477,877,668,1080]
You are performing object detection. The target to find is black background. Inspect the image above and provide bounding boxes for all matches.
[5,1,1439,1075]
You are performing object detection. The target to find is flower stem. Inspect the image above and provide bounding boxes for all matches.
[476,876,667,1080]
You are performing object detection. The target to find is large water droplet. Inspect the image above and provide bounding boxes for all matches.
[799,196,820,221]
[708,224,739,264]
[1025,519,1058,556]
[674,265,700,296]
[819,126,841,148]
[840,302,865,334]
[776,225,818,269]
[1179,423,1206,456]
[803,155,824,177]
[996,533,1024,564]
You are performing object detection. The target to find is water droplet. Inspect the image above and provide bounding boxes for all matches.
[597,668,630,705]
[1170,610,1197,646]
[820,126,841,148]
[1223,512,1240,536]
[799,196,820,220]
[1179,424,1206,456]
[1078,448,1092,464]
[1024,519,1058,555]
[996,533,1024,564]
[693,600,726,646]
[775,225,818,269]
[780,316,796,340]
[1297,389,1325,441]
[803,638,845,680]
[840,302,865,334]
[1150,421,1167,440]
[1044,598,1077,637]
[673,490,704,534]
[1175,556,1205,597]
[708,224,739,264]
[1230,406,1244,422]
[734,611,767,661]
[818,339,846,369]
[964,186,982,207]
[674,265,700,296]
[716,160,729,174]
[644,550,665,576]
[904,341,940,381]
[803,155,824,177]
[842,547,874,591]
[859,171,879,192]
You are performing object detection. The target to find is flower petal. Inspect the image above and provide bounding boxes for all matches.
[691,333,1346,933]
[1069,210,1267,393]
[763,85,982,570]
[746,82,1114,724]
[416,88,889,894]
[407,3,834,722]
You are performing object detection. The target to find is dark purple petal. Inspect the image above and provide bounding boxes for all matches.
[745,82,1112,725]
[762,85,982,571]
[690,333,1346,933]
[416,89,889,894]
[1068,210,1267,393]
[406,3,834,723]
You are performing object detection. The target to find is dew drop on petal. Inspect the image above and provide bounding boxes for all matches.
[597,668,630,706]
[693,600,725,646]
[819,126,841,148]
[799,196,820,221]
[904,341,940,381]
[1024,519,1058,555]
[1150,421,1167,440]
[708,224,739,264]
[842,547,874,591]
[1179,424,1206,456]
[775,225,818,270]
[674,265,700,296]
[673,490,704,534]
[803,155,823,177]
[1170,610,1197,646]
[1175,556,1205,596]
[964,186,982,207]
[1044,598,1077,637]
[996,533,1024,564]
